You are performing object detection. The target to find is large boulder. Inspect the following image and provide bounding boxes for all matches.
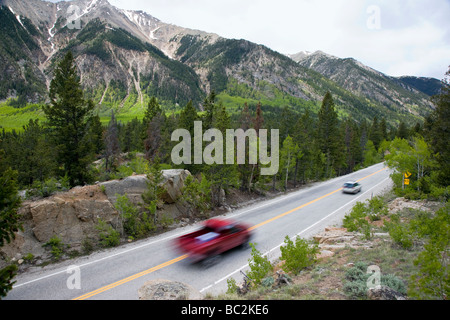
[367,285,407,300]
[100,169,191,205]
[313,227,356,245]
[0,185,119,264]
[100,175,149,206]
[160,169,191,204]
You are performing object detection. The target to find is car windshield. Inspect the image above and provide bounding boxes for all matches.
[344,183,355,188]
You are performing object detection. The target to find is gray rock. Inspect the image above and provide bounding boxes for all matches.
[138,279,202,300]
[367,285,407,300]
[0,185,119,265]
[99,169,191,205]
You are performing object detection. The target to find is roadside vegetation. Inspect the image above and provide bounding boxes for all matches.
[215,190,448,300]
[215,70,450,300]
[0,53,448,298]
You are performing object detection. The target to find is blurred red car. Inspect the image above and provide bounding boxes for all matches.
[175,218,252,263]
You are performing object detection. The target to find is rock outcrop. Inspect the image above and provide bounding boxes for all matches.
[387,197,432,214]
[159,169,191,204]
[100,175,149,206]
[99,169,191,205]
[0,170,191,268]
[0,185,119,266]
[314,227,358,251]
[367,285,407,300]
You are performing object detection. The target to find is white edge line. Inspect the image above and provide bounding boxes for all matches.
[14,164,387,289]
[200,177,391,293]
[13,230,191,288]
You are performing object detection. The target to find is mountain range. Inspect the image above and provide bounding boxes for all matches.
[0,0,442,129]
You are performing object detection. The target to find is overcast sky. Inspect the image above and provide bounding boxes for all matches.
[53,0,450,79]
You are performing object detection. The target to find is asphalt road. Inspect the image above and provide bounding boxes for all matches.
[5,162,392,300]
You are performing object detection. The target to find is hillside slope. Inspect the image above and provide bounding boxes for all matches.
[0,0,437,128]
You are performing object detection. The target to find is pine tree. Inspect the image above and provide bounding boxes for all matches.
[203,91,217,130]
[369,116,382,150]
[143,96,162,126]
[397,122,409,139]
[252,101,266,187]
[15,119,56,187]
[87,114,104,156]
[237,103,253,191]
[43,51,95,187]
[0,149,22,247]
[253,101,264,134]
[380,117,388,142]
[121,118,145,153]
[317,92,341,177]
[426,67,450,185]
[177,100,200,173]
[142,156,164,226]
[343,118,362,173]
[144,113,165,162]
[293,109,317,184]
[104,111,120,172]
[178,100,199,136]
[0,145,22,298]
[204,102,239,206]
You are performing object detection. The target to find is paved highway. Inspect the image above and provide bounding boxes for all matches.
[5,162,392,300]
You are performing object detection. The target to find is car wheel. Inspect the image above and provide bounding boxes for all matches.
[240,237,251,250]
[201,254,221,269]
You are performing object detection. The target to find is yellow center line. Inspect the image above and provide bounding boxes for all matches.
[248,166,386,231]
[73,254,188,300]
[73,166,386,300]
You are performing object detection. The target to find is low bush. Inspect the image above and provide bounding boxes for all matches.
[280,236,319,275]
[343,261,407,299]
[343,196,389,240]
[247,243,273,287]
[114,194,156,239]
[43,236,65,260]
[96,219,120,248]
[408,203,449,300]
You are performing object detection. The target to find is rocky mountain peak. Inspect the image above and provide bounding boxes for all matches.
[0,0,438,127]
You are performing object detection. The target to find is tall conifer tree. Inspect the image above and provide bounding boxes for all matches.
[43,51,95,187]
[317,92,341,177]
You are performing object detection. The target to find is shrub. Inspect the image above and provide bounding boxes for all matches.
[226,277,238,294]
[43,236,64,260]
[343,197,389,240]
[343,202,369,232]
[0,265,17,299]
[82,238,94,254]
[385,216,414,249]
[345,261,368,282]
[368,196,388,219]
[408,203,450,299]
[343,202,372,239]
[114,194,157,239]
[382,273,407,295]
[26,175,71,199]
[128,156,149,174]
[343,280,368,299]
[247,243,273,287]
[261,276,275,287]
[95,219,120,248]
[180,174,212,217]
[343,261,407,299]
[280,236,319,275]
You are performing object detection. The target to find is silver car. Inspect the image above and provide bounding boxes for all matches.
[342,181,362,194]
